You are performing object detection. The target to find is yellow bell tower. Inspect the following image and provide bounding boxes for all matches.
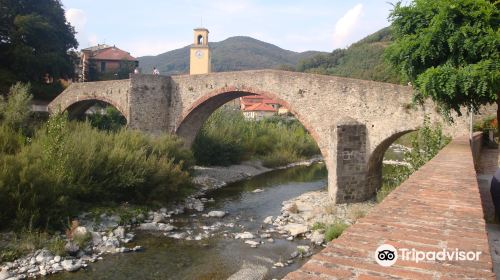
[189,28,211,75]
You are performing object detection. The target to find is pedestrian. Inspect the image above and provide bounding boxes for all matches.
[153,67,159,75]
[491,168,500,221]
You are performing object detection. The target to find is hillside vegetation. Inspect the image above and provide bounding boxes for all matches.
[296,27,402,83]
[138,36,325,75]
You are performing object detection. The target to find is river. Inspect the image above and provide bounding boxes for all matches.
[50,163,327,280]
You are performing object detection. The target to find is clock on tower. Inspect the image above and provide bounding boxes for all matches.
[190,28,211,75]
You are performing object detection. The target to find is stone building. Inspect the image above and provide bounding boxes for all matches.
[78,44,138,82]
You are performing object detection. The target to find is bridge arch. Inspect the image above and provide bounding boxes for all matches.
[175,86,325,158]
[366,129,417,197]
[58,97,128,122]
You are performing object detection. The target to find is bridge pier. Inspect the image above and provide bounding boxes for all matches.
[328,118,376,203]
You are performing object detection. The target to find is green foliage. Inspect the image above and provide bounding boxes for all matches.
[324,222,349,242]
[0,231,66,262]
[311,222,326,231]
[0,110,194,230]
[296,27,402,83]
[386,0,500,118]
[86,106,127,132]
[192,109,320,167]
[377,117,450,202]
[0,0,78,94]
[138,36,325,75]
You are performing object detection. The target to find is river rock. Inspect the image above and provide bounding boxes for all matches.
[152,212,166,223]
[260,233,271,239]
[273,262,285,268]
[73,226,88,238]
[52,263,64,272]
[64,241,79,256]
[282,223,308,236]
[113,226,126,239]
[169,232,188,239]
[0,269,11,280]
[235,232,254,239]
[245,240,260,248]
[91,231,102,245]
[227,263,267,280]
[252,189,264,193]
[263,216,273,224]
[61,259,82,272]
[310,231,325,245]
[35,249,53,263]
[207,211,226,218]
[53,255,61,263]
[138,222,175,231]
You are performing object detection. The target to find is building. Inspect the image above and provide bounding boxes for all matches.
[242,102,277,120]
[78,44,138,82]
[240,95,290,119]
[190,28,211,75]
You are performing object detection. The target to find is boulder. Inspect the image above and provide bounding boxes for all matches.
[263,216,273,224]
[113,226,126,239]
[35,249,53,264]
[282,223,308,236]
[61,259,82,272]
[310,231,325,245]
[0,269,11,280]
[235,232,254,239]
[207,211,226,218]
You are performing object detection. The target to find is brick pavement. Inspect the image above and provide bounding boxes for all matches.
[285,137,494,279]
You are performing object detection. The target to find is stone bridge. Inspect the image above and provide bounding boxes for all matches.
[49,70,468,204]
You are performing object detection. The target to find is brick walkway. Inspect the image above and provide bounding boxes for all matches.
[285,137,494,279]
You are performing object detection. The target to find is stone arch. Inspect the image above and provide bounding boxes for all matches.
[175,86,326,160]
[55,96,128,123]
[365,128,418,197]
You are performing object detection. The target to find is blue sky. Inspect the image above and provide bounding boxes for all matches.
[62,0,396,57]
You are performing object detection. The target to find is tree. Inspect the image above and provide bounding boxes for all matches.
[0,0,78,95]
[385,0,499,122]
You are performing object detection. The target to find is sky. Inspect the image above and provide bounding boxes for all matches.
[61,0,397,57]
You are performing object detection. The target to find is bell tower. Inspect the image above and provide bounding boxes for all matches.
[189,28,211,75]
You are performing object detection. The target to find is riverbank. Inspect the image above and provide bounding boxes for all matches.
[0,157,323,279]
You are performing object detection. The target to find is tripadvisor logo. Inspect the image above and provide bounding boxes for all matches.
[374,244,482,267]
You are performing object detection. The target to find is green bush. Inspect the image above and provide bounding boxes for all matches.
[324,222,349,242]
[0,117,195,229]
[192,108,320,166]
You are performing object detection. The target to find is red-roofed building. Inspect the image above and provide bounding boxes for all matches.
[242,101,277,120]
[240,95,289,119]
[78,44,138,82]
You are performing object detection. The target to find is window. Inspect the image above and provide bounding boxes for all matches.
[100,61,106,72]
[197,35,204,45]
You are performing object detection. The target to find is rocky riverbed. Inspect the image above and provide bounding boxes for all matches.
[0,157,324,279]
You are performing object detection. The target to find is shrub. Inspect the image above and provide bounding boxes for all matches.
[324,222,349,242]
[0,112,194,230]
[192,108,320,166]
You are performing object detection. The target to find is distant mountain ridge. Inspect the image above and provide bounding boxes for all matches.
[138,36,326,75]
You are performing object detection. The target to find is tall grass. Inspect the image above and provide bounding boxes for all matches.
[192,108,320,167]
[0,83,194,230]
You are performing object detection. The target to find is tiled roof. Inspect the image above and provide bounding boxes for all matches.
[243,102,277,112]
[90,47,137,61]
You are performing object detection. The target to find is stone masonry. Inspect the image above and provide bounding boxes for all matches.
[284,137,494,279]
[49,70,469,204]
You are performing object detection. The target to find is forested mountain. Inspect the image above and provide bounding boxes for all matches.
[138,36,325,75]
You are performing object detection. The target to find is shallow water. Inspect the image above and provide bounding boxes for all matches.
[50,163,327,280]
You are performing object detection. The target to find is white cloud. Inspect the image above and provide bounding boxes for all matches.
[332,4,364,48]
[65,8,87,33]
